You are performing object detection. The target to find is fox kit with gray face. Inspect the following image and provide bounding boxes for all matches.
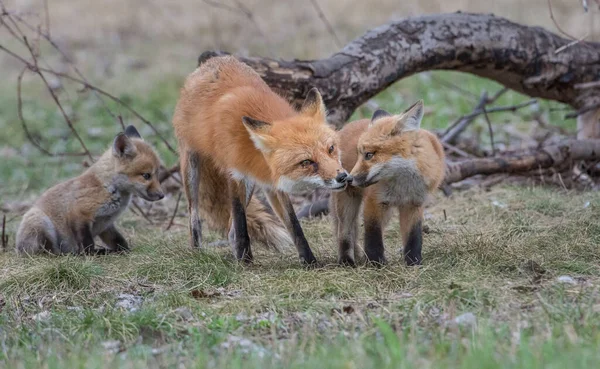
[331,100,445,266]
[16,126,165,255]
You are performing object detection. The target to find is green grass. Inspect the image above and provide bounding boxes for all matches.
[1,187,599,368]
[0,37,588,368]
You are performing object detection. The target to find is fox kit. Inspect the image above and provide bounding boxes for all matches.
[331,100,445,266]
[16,126,165,255]
[172,55,350,264]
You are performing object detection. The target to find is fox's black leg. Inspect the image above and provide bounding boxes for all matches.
[74,223,96,255]
[399,206,424,266]
[98,225,130,253]
[182,150,202,248]
[229,180,253,263]
[266,190,317,265]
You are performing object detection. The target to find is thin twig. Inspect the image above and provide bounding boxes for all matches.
[555,33,589,54]
[1,214,7,251]
[132,201,153,225]
[431,75,479,101]
[482,106,496,155]
[308,0,342,48]
[21,35,94,161]
[17,68,87,157]
[43,0,50,37]
[441,142,476,158]
[202,0,274,56]
[574,80,600,89]
[547,0,578,40]
[165,192,182,231]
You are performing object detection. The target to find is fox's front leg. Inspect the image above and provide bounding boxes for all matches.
[363,194,392,266]
[399,205,424,266]
[331,188,362,266]
[98,225,130,253]
[266,190,317,265]
[228,179,253,263]
[73,222,97,255]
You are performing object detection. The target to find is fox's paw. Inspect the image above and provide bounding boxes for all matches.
[299,253,318,267]
[366,255,387,268]
[337,255,356,267]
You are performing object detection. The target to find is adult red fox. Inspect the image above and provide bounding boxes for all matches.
[172,55,350,264]
[331,100,445,266]
[16,126,165,255]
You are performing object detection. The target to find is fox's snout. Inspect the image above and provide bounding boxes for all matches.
[147,191,165,201]
[335,171,352,184]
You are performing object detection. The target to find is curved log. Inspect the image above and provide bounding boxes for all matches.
[199,12,600,128]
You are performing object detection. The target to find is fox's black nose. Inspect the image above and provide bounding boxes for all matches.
[335,172,349,183]
[156,192,165,200]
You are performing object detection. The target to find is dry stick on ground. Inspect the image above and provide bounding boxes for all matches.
[199,13,600,127]
[1,214,7,251]
[165,192,183,231]
[481,106,496,155]
[444,139,600,184]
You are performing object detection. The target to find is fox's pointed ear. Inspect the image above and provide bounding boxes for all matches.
[113,133,137,158]
[300,88,326,119]
[124,125,142,139]
[370,109,391,126]
[392,100,424,134]
[242,116,273,153]
[402,100,424,131]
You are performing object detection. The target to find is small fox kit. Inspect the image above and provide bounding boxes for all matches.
[16,126,165,255]
[331,100,445,266]
[173,55,350,264]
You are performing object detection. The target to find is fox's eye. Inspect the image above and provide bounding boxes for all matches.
[364,152,374,161]
[328,145,334,154]
[300,159,314,167]
[142,173,152,180]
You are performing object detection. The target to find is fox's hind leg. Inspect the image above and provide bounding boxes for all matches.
[399,205,424,266]
[181,148,203,248]
[331,188,363,266]
[228,179,253,263]
[16,208,58,255]
[265,190,317,265]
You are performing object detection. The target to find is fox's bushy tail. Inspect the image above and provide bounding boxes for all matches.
[197,157,293,252]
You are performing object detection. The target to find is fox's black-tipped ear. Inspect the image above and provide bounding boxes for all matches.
[242,116,271,132]
[124,125,142,139]
[371,109,391,122]
[242,116,273,153]
[300,87,326,119]
[113,133,137,158]
[402,99,424,132]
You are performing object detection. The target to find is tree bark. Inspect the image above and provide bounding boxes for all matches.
[445,139,600,184]
[199,12,600,128]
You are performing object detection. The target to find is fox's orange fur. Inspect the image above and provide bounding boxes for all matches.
[172,56,349,264]
[331,101,445,266]
[16,126,164,255]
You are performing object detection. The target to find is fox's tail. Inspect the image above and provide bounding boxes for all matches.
[197,157,293,252]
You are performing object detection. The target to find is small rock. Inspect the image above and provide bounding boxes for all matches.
[453,312,477,328]
[115,294,143,312]
[174,307,194,322]
[557,276,577,285]
[32,311,50,322]
[219,335,268,358]
[101,340,122,353]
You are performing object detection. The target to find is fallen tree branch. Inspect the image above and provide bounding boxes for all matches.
[445,139,600,184]
[200,12,600,126]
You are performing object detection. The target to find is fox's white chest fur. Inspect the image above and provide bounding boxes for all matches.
[374,157,427,207]
[93,185,131,235]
